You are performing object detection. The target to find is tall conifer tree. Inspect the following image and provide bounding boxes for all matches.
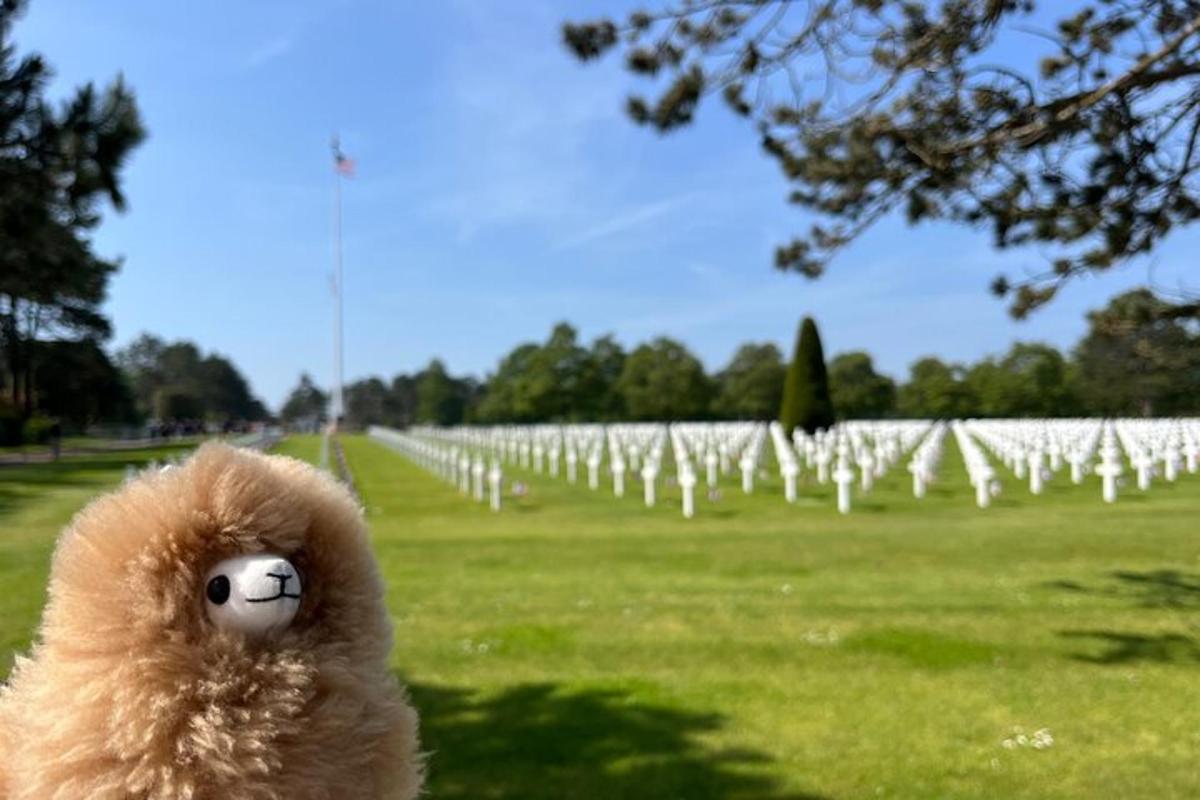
[780,317,834,435]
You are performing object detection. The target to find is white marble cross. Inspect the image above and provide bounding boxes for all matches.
[858,448,875,493]
[705,450,719,488]
[612,456,626,498]
[642,462,658,507]
[566,449,578,484]
[679,464,697,518]
[1096,435,1122,503]
[487,461,503,512]
[781,459,799,503]
[587,450,601,490]
[739,454,755,494]
[471,457,485,502]
[909,459,926,499]
[1028,449,1044,495]
[833,449,854,515]
[974,465,994,509]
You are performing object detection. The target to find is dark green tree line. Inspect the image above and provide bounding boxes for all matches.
[115,334,267,423]
[280,373,329,429]
[307,289,1200,430]
[829,352,896,420]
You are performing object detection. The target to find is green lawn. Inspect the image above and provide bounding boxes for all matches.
[3,434,1200,798]
[0,442,196,669]
[272,432,324,465]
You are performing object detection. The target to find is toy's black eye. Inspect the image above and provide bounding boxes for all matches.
[206,575,231,605]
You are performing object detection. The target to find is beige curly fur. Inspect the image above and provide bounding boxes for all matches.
[0,443,422,800]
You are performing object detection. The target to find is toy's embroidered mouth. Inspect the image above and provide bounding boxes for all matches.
[246,572,301,603]
[245,591,302,603]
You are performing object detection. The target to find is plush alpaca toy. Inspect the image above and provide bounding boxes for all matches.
[0,443,422,800]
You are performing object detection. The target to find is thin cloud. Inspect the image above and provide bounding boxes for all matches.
[421,2,632,241]
[244,35,295,69]
[553,194,696,251]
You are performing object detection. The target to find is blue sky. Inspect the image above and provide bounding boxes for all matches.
[14,0,1197,409]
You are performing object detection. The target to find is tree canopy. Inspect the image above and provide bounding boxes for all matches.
[281,373,329,428]
[115,334,267,423]
[964,342,1080,418]
[618,337,713,421]
[829,351,896,419]
[565,1,1200,318]
[1073,288,1200,415]
[713,342,785,420]
[1,0,145,418]
[416,359,477,426]
[898,357,976,419]
[317,292,1200,431]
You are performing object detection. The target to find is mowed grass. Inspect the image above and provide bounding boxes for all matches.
[0,442,196,672]
[3,434,1200,798]
[272,433,324,465]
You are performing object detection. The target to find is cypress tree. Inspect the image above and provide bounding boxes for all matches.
[780,316,835,435]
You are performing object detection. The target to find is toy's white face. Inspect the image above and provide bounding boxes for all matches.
[204,553,303,637]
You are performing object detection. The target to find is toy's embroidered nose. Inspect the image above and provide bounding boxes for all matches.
[204,554,303,636]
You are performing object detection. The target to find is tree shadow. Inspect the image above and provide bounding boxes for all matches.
[1057,630,1200,665]
[0,446,192,519]
[407,680,831,799]
[1043,569,1200,609]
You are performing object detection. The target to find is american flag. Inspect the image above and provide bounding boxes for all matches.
[332,136,355,177]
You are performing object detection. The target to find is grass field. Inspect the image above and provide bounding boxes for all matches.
[0,442,197,665]
[3,435,1200,798]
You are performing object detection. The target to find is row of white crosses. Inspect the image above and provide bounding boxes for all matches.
[950,421,996,508]
[780,421,935,513]
[377,417,1200,513]
[368,425,504,511]
[906,422,948,500]
[397,422,781,517]
[605,424,668,502]
[672,422,766,487]
[957,418,1200,504]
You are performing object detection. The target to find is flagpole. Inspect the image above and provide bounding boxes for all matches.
[332,136,345,429]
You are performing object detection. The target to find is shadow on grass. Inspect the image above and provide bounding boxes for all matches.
[0,446,192,519]
[1044,569,1200,609]
[408,681,830,799]
[1058,630,1200,665]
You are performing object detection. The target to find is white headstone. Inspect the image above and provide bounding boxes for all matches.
[705,450,719,487]
[1028,450,1044,495]
[587,451,601,490]
[833,452,854,515]
[739,455,754,494]
[642,462,658,507]
[909,459,926,499]
[781,460,799,503]
[975,467,994,509]
[679,466,697,518]
[471,458,485,502]
[566,449,578,483]
[1096,434,1122,504]
[487,462,503,512]
[859,450,875,493]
